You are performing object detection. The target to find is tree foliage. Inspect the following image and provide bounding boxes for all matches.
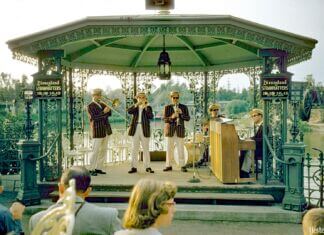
[0,73,27,101]
[225,99,249,116]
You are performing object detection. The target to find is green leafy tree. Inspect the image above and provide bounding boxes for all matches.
[149,81,193,117]
[225,99,249,116]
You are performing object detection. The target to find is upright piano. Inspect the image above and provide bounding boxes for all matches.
[210,120,256,183]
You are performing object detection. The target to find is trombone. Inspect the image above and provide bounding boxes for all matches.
[99,97,127,121]
[100,97,120,108]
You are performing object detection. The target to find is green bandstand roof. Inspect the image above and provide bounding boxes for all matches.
[7,14,317,73]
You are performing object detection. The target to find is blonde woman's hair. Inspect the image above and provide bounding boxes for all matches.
[123,178,177,229]
[302,208,324,235]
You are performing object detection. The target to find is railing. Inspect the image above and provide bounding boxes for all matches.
[304,148,324,207]
[61,127,202,168]
[0,139,20,175]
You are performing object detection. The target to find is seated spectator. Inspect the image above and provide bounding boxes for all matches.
[116,178,177,235]
[303,208,324,235]
[29,166,121,235]
[0,175,25,235]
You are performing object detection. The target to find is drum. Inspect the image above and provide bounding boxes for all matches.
[174,142,204,165]
[194,132,204,144]
[187,132,205,144]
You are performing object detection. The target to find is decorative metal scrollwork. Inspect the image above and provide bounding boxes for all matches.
[305,151,324,207]
[118,72,135,129]
[312,169,323,187]
[37,50,64,181]
[184,72,205,133]
[207,71,222,104]
[266,100,284,182]
[151,128,164,151]
[41,99,60,181]
[136,73,155,95]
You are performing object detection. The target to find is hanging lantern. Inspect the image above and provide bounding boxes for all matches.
[157,35,171,80]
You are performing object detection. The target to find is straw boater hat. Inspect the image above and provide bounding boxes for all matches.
[249,108,263,116]
[208,103,221,112]
[170,91,180,97]
[136,92,146,98]
[91,88,102,96]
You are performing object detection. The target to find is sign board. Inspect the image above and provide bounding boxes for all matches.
[261,74,291,100]
[33,73,62,99]
[290,81,307,102]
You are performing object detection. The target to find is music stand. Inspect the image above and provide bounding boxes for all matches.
[188,109,201,183]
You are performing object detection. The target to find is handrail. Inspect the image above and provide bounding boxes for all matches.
[312,147,323,155]
[30,135,59,161]
[264,135,288,165]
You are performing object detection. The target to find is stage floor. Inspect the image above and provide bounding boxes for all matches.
[89,161,258,188]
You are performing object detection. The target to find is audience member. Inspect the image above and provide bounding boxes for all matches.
[0,175,25,235]
[303,208,324,235]
[116,178,177,235]
[29,166,121,235]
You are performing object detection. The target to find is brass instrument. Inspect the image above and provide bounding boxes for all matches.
[100,97,120,108]
[99,97,127,121]
[134,96,149,109]
[174,103,181,125]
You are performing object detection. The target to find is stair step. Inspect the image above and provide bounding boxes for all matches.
[25,202,303,224]
[50,191,275,205]
[104,203,302,223]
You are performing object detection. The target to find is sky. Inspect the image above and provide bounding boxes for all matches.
[0,0,323,92]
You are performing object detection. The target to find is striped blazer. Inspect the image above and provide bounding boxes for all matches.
[127,105,154,137]
[87,101,112,138]
[163,103,190,138]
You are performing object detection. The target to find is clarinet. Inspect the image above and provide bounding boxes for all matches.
[174,103,180,125]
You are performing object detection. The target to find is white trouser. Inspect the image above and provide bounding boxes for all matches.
[131,124,150,168]
[241,150,252,173]
[166,135,185,167]
[90,136,108,171]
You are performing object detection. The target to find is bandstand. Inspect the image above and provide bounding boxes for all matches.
[6,14,319,213]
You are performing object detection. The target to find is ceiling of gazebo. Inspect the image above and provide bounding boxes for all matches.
[7,14,317,73]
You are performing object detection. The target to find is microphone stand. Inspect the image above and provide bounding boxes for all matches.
[188,105,200,183]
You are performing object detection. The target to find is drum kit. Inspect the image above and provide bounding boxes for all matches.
[174,132,209,166]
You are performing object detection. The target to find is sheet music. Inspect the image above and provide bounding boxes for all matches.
[219,117,233,123]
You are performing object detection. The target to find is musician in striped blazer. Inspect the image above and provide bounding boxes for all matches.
[127,92,154,174]
[87,88,112,176]
[163,91,190,172]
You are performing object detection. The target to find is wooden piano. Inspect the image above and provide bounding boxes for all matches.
[210,120,256,183]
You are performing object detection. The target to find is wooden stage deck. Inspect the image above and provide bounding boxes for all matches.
[39,161,285,203]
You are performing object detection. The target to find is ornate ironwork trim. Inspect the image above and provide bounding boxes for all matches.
[11,23,314,71]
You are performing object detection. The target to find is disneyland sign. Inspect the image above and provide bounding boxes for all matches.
[34,71,63,99]
[261,73,291,100]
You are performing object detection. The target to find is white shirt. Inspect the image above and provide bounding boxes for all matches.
[138,107,143,123]
[255,121,263,132]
